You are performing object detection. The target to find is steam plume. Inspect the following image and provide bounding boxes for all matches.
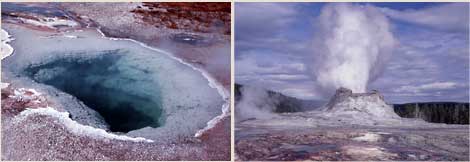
[311,3,396,93]
[235,85,278,121]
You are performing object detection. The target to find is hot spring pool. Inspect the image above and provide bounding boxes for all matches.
[2,25,225,141]
[24,53,165,132]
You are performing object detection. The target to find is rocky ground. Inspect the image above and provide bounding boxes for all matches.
[235,88,469,161]
[236,124,469,161]
[130,2,230,34]
[2,2,230,160]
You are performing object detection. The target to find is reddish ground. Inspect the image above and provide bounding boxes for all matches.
[1,86,49,116]
[2,2,231,160]
[131,2,230,34]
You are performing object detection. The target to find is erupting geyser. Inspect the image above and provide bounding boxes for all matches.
[312,3,396,93]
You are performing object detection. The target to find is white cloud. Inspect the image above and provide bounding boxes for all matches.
[381,3,469,32]
[369,23,469,103]
[235,51,306,76]
[235,3,298,39]
[393,81,459,93]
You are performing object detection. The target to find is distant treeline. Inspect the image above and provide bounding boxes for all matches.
[235,83,469,125]
[393,102,469,124]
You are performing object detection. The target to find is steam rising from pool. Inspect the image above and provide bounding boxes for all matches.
[2,25,225,141]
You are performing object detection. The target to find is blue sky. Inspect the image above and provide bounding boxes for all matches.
[235,2,469,103]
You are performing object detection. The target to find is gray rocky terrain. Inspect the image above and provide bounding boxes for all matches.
[235,85,469,161]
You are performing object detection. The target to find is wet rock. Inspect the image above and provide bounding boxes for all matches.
[235,126,469,161]
[171,33,211,46]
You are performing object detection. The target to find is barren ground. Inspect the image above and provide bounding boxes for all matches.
[236,121,469,161]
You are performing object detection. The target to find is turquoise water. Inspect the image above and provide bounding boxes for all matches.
[24,52,163,132]
[2,25,224,140]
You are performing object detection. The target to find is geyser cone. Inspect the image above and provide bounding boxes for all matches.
[323,87,400,120]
